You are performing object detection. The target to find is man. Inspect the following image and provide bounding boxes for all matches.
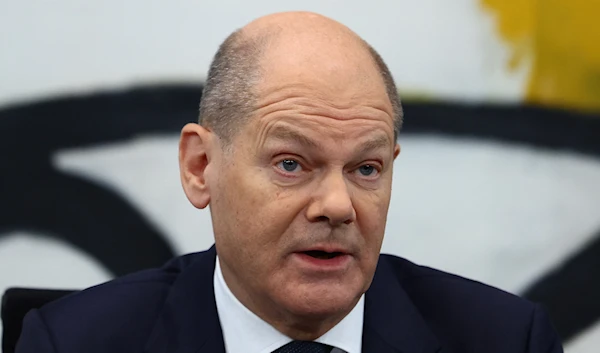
[17,11,563,353]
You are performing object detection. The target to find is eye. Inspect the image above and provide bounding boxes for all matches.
[355,164,380,179]
[358,164,376,176]
[277,159,302,173]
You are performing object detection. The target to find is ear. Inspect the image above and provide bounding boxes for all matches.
[393,143,401,160]
[179,123,217,209]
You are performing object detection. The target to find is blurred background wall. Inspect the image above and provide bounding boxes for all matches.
[1,1,599,351]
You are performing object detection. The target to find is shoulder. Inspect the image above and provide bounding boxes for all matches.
[379,253,533,310]
[20,251,208,352]
[377,254,561,350]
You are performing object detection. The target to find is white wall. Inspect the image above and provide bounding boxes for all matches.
[0,0,526,108]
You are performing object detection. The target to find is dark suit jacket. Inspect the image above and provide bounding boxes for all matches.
[16,246,563,353]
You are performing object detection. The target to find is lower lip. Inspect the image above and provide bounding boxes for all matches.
[292,252,352,270]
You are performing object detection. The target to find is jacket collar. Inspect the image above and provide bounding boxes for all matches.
[144,247,441,353]
[144,246,225,353]
[362,256,441,353]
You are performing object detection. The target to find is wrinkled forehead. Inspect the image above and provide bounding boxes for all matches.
[259,117,395,153]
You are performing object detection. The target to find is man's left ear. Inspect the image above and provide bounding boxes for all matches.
[393,143,401,160]
[178,123,217,209]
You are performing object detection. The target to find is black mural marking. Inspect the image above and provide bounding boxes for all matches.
[402,102,600,155]
[1,85,599,342]
[522,230,600,341]
[0,85,203,276]
[0,163,176,276]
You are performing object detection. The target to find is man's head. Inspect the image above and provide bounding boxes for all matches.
[179,11,401,339]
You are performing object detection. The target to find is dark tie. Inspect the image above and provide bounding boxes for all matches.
[272,340,334,353]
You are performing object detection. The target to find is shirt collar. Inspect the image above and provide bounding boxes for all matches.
[214,255,364,353]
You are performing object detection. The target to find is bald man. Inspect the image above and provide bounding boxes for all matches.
[16,12,563,353]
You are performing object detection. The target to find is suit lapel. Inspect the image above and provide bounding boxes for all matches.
[144,246,225,353]
[362,256,441,353]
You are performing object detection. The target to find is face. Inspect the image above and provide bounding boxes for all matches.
[181,37,400,332]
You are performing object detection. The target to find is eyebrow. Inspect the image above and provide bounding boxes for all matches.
[266,126,392,153]
[358,134,391,154]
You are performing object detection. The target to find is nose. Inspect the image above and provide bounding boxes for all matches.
[306,171,356,226]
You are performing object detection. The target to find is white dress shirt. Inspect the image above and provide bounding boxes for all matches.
[214,256,364,353]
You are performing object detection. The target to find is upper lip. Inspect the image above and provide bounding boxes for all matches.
[295,244,351,255]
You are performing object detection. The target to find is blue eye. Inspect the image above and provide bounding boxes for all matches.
[358,165,376,176]
[278,159,301,172]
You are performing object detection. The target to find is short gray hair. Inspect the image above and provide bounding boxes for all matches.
[198,30,403,143]
[198,29,269,144]
[365,43,403,140]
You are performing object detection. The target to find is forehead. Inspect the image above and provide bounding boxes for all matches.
[256,32,391,109]
[247,96,395,157]
[247,38,394,138]
[259,118,394,154]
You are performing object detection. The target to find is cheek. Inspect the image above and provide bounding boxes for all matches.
[354,190,392,245]
[221,167,305,248]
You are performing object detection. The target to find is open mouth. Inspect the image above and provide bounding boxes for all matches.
[303,250,344,259]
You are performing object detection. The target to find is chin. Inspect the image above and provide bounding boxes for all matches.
[279,283,361,319]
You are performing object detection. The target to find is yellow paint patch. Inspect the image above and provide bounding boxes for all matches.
[482,0,600,112]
